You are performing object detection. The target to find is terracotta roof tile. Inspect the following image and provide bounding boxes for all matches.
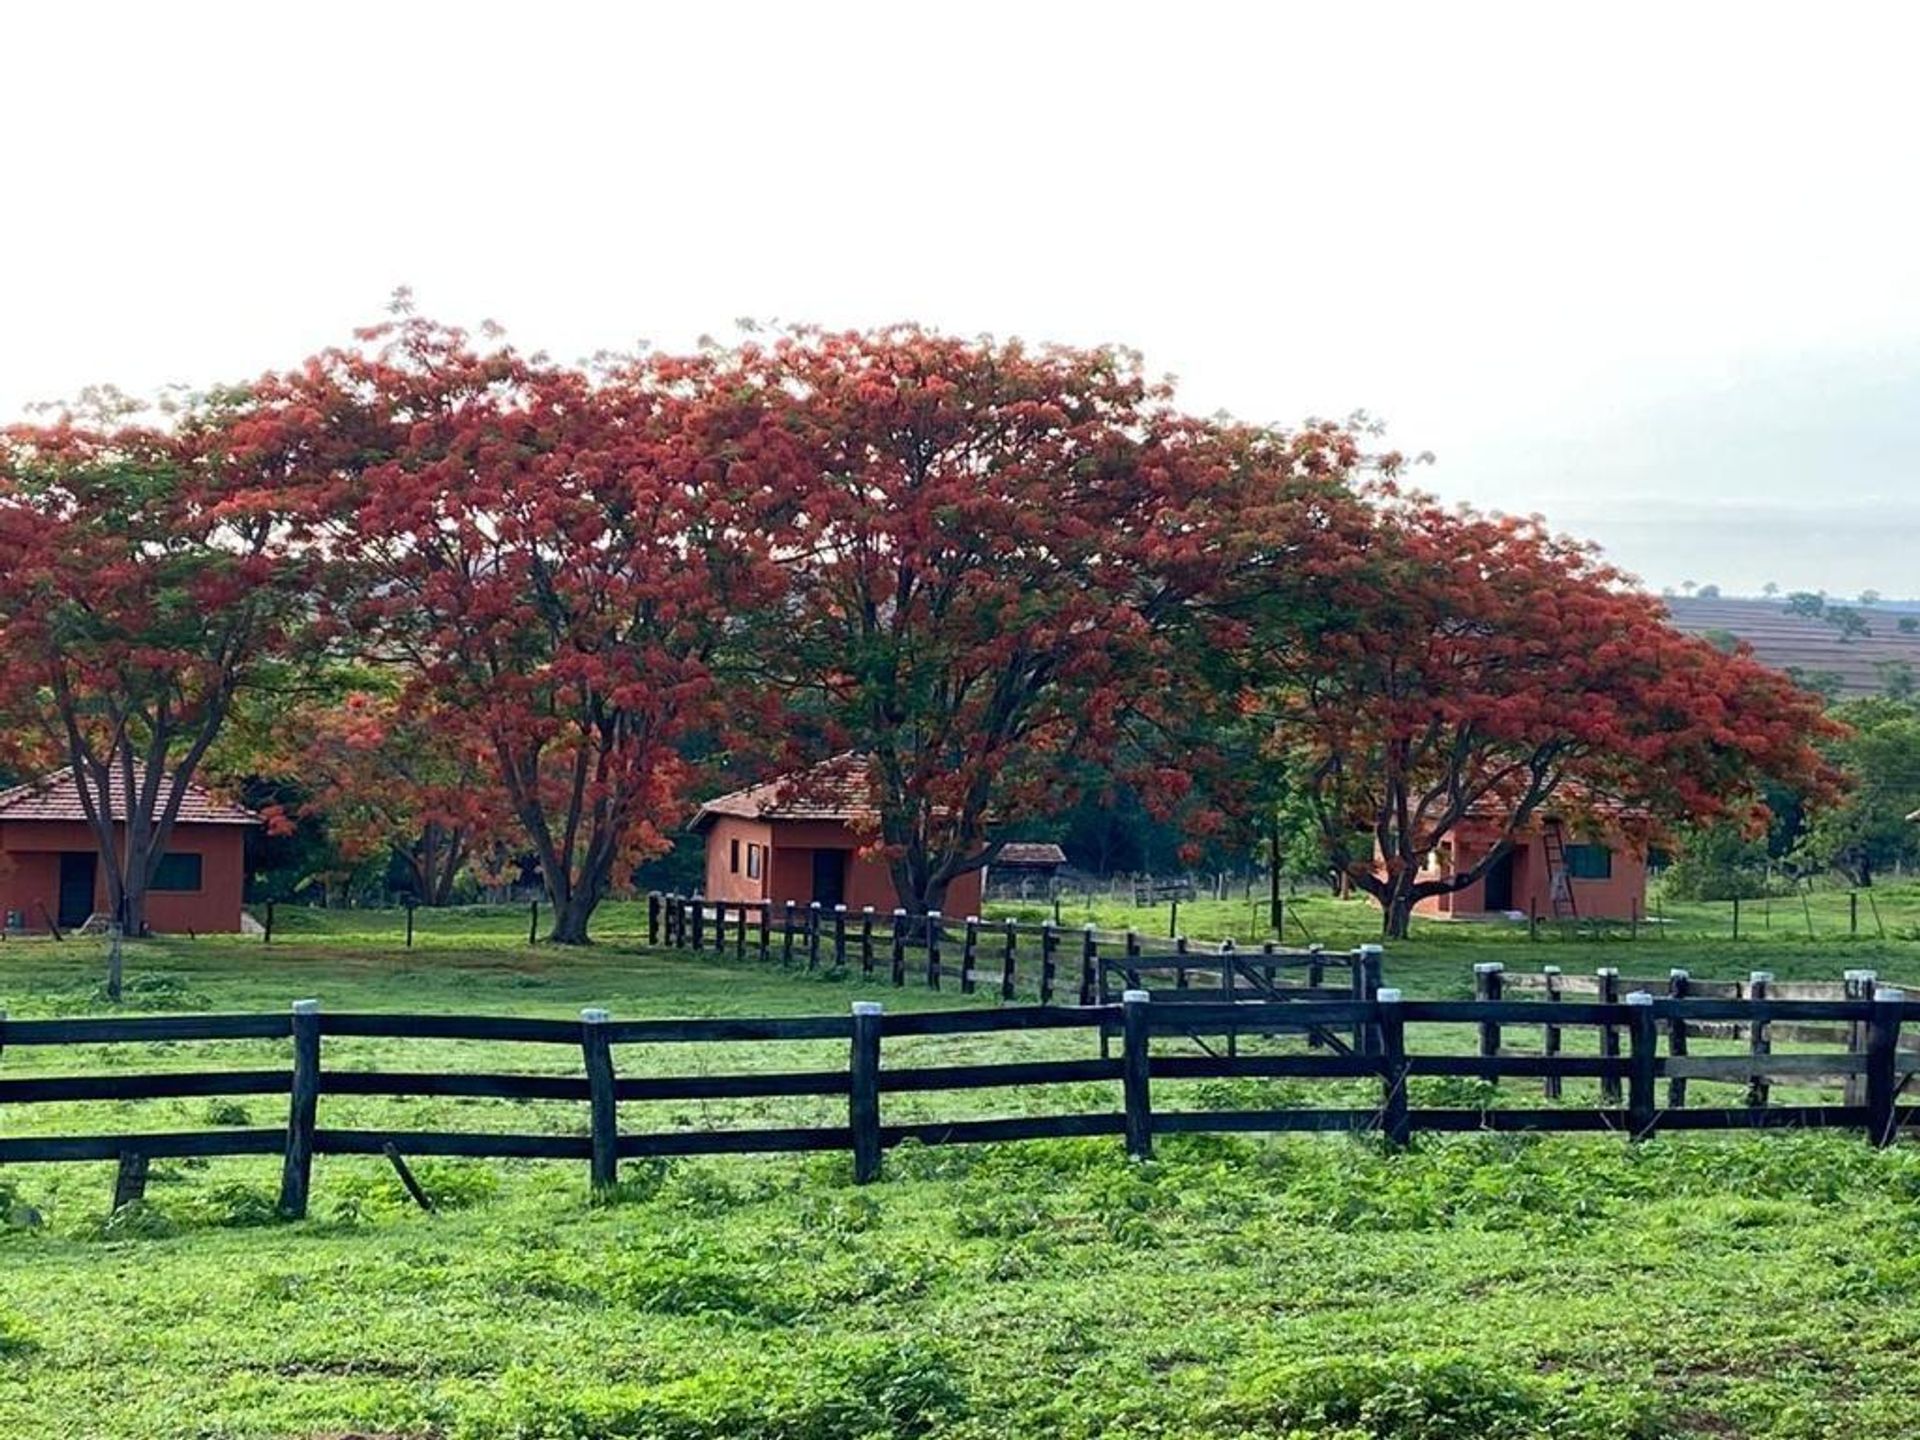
[0,766,260,826]
[693,754,878,827]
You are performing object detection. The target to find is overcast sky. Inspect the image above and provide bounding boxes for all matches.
[4,2,1916,597]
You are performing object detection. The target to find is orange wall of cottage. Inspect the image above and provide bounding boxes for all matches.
[1412,823,1647,922]
[0,819,249,933]
[700,816,983,917]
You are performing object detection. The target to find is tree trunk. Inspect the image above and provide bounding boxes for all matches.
[548,893,596,946]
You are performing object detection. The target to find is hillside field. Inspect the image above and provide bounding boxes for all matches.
[0,922,1917,1438]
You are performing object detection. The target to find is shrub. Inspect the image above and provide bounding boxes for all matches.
[1210,1353,1666,1440]
[201,1099,253,1127]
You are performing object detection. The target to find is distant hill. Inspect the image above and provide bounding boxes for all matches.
[1663,596,1920,697]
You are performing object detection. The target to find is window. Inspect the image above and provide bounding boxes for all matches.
[152,853,203,892]
[1563,843,1612,881]
[730,838,741,874]
[746,844,762,879]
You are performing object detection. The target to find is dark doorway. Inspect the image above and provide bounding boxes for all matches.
[811,848,847,908]
[1481,848,1515,912]
[58,852,97,929]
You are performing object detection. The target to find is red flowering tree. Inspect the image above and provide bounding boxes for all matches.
[722,327,1371,914]
[0,394,311,951]
[232,683,507,906]
[1236,494,1843,937]
[265,312,791,943]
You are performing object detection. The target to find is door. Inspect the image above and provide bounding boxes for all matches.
[1481,848,1515,912]
[58,852,97,929]
[811,848,847,908]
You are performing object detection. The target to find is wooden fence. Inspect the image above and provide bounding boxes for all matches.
[1473,963,1920,1105]
[651,892,1378,1011]
[0,989,1915,1218]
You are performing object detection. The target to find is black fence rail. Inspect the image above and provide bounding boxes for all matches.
[2,988,1917,1219]
[1476,962,1920,1105]
[651,892,1377,1009]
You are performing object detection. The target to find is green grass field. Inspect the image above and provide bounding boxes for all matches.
[1,921,1919,1438]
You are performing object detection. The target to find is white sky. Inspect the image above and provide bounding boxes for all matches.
[4,1,1917,597]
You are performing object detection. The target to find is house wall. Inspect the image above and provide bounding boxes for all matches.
[701,816,775,903]
[0,819,250,933]
[700,817,984,917]
[1412,824,1647,921]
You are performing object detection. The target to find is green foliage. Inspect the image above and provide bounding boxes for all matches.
[1658,822,1771,900]
[1790,696,1920,886]
[0,1311,36,1360]
[1212,1353,1666,1439]
[468,1338,966,1440]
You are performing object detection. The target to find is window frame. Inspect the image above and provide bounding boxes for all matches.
[151,852,204,894]
[1562,843,1613,881]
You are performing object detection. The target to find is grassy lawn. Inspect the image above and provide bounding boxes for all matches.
[0,926,1918,1438]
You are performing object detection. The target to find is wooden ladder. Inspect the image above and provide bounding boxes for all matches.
[1542,820,1578,920]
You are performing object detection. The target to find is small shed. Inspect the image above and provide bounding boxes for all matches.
[0,767,258,934]
[985,842,1069,899]
[692,756,985,917]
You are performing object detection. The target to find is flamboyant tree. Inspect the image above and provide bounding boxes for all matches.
[0,393,311,951]
[701,328,1362,914]
[261,310,793,943]
[1234,494,1842,937]
[227,680,507,906]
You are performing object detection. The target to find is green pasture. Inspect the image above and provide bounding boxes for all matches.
[0,925,1917,1438]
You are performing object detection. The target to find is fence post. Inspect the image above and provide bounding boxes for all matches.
[529,900,540,946]
[1354,945,1384,1056]
[832,904,848,970]
[759,902,772,964]
[1039,921,1058,1004]
[1125,928,1142,991]
[277,998,321,1219]
[960,916,979,994]
[736,902,748,962]
[808,903,823,970]
[1001,918,1018,1000]
[264,901,275,945]
[1121,990,1153,1160]
[783,901,797,966]
[1597,967,1622,1104]
[1866,986,1905,1147]
[580,1008,618,1194]
[1666,968,1691,1109]
[890,909,907,986]
[1541,965,1563,1100]
[691,898,705,951]
[113,1151,150,1210]
[1746,971,1773,1110]
[1080,924,1099,1007]
[1851,891,1859,937]
[1626,991,1657,1140]
[861,907,876,978]
[925,911,943,988]
[1377,987,1412,1148]
[648,892,661,946]
[1732,895,1740,941]
[850,1001,884,1183]
[1843,969,1876,1106]
[1473,962,1504,1062]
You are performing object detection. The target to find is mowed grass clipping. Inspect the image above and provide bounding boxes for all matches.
[0,929,1918,1438]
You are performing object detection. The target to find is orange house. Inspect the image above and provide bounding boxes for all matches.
[0,769,258,935]
[1412,815,1648,923]
[692,758,985,918]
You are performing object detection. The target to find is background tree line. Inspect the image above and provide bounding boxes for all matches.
[0,304,1839,943]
